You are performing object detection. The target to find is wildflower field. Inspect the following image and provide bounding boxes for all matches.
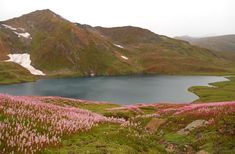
[0,93,235,153]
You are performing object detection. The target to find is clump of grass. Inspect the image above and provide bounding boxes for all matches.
[43,124,166,154]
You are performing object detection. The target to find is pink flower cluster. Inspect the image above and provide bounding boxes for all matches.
[108,101,235,120]
[0,121,60,153]
[0,94,127,153]
[108,103,183,114]
[160,101,235,116]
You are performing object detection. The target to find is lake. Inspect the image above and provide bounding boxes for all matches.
[0,75,227,104]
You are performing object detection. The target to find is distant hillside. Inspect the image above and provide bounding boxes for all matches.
[95,27,235,74]
[0,9,235,81]
[175,35,235,53]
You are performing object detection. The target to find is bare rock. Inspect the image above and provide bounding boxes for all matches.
[177,120,208,135]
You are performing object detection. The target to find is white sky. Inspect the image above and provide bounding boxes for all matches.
[0,0,234,37]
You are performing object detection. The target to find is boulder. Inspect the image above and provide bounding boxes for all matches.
[177,120,208,135]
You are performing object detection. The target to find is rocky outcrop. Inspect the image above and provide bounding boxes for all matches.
[177,120,208,135]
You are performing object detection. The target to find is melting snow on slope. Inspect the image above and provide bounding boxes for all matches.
[1,24,17,31]
[121,55,128,60]
[6,53,45,76]
[114,44,124,49]
[1,24,31,39]
[14,31,31,39]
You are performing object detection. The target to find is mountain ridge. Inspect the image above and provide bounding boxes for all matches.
[175,34,235,53]
[0,9,235,83]
[0,9,140,76]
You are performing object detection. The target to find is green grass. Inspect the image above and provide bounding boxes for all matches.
[104,110,137,120]
[189,122,235,153]
[43,98,120,115]
[163,133,191,145]
[189,77,235,102]
[0,62,36,84]
[139,106,156,114]
[74,103,120,115]
[43,124,166,154]
[0,114,6,121]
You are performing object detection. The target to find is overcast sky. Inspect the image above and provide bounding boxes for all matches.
[1,0,234,37]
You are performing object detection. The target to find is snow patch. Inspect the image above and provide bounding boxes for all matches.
[1,24,17,31]
[18,28,25,31]
[14,31,31,39]
[114,44,124,49]
[1,24,31,39]
[121,55,128,60]
[6,53,45,76]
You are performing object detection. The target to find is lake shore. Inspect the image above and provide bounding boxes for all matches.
[189,76,235,103]
[1,70,234,85]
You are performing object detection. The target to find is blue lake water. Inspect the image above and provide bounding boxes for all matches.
[0,75,227,104]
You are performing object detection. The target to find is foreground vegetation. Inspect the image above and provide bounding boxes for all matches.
[1,94,235,153]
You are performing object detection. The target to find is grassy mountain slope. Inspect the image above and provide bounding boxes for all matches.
[0,9,235,80]
[175,35,235,53]
[0,62,36,84]
[0,9,139,76]
[96,27,235,74]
